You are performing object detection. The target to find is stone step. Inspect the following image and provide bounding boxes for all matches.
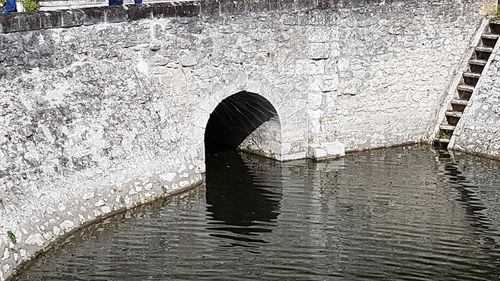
[482,33,499,40]
[457,84,474,93]
[450,98,468,112]
[463,71,480,86]
[490,20,500,34]
[445,111,463,118]
[481,32,499,48]
[469,59,487,66]
[475,46,493,60]
[475,46,493,53]
[463,72,481,79]
[434,138,450,144]
[457,84,474,101]
[439,124,456,131]
[469,58,487,73]
[451,99,468,106]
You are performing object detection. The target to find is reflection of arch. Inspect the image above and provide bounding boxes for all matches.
[204,91,282,159]
[205,151,283,244]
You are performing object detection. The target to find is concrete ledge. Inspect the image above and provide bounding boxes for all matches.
[309,141,346,161]
[0,1,202,34]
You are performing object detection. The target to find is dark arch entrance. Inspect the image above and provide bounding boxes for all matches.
[204,91,283,243]
[204,91,281,156]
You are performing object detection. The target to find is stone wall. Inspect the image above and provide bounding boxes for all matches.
[0,0,495,279]
[451,43,500,160]
[321,1,495,152]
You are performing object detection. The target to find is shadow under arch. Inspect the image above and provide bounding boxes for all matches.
[204,91,282,159]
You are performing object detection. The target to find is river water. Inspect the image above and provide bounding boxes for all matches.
[13,145,500,280]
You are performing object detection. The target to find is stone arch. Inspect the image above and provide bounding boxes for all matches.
[204,91,282,160]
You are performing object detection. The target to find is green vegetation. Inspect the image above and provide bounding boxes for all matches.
[497,5,500,17]
[119,195,126,205]
[440,131,452,140]
[0,0,39,11]
[161,185,168,193]
[7,230,16,244]
[21,0,39,11]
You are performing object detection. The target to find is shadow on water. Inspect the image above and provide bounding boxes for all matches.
[205,150,283,245]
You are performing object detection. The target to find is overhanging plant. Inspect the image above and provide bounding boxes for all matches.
[22,0,40,11]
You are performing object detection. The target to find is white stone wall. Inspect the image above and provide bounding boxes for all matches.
[321,2,494,151]
[0,1,496,279]
[451,45,500,159]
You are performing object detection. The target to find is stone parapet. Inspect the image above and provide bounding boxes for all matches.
[2,0,492,34]
[0,2,201,33]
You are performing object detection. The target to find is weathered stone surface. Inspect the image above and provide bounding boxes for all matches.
[60,9,84,27]
[0,0,496,280]
[82,7,106,26]
[105,6,128,23]
[0,2,201,34]
[1,14,20,33]
[127,4,153,22]
[40,11,62,29]
[451,46,500,160]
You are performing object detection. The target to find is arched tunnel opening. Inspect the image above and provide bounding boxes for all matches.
[204,91,281,156]
[204,91,283,242]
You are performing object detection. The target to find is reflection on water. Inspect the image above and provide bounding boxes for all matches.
[205,151,282,244]
[12,145,500,281]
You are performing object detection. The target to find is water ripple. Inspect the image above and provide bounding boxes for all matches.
[12,145,500,281]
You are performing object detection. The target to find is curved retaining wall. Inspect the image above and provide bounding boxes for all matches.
[0,0,495,279]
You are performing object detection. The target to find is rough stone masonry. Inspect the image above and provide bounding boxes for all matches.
[0,0,496,279]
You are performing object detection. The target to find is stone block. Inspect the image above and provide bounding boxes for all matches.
[40,11,62,30]
[152,2,176,18]
[276,0,294,11]
[317,0,333,9]
[105,6,127,23]
[245,0,269,13]
[295,59,325,75]
[81,7,105,26]
[310,141,345,160]
[176,2,200,17]
[0,14,19,33]
[306,26,330,42]
[294,0,316,10]
[307,42,329,60]
[127,4,153,21]
[60,9,84,28]
[17,12,41,31]
[220,0,245,14]
[308,9,329,26]
[318,0,343,9]
[200,0,220,17]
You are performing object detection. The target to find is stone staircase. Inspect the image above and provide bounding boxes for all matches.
[434,19,500,148]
